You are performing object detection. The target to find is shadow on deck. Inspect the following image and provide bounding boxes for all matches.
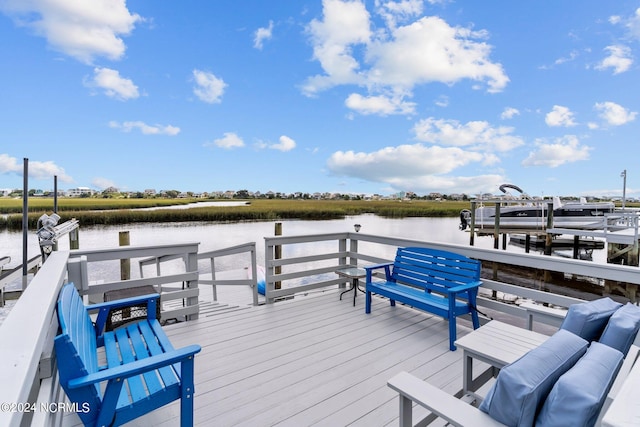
[63,289,480,426]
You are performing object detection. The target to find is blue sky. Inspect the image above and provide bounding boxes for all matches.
[1,1,639,198]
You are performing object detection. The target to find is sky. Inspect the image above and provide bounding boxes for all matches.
[1,1,640,198]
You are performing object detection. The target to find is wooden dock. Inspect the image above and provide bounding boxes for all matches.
[61,289,486,426]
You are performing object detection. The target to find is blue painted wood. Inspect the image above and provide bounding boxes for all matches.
[365,247,482,351]
[54,283,201,426]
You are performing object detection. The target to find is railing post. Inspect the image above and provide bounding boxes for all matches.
[265,239,275,304]
[275,223,282,290]
[185,249,199,320]
[349,235,358,266]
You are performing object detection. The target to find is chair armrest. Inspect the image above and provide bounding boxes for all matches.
[387,371,505,427]
[364,262,393,282]
[67,344,201,389]
[447,281,482,294]
[90,293,160,335]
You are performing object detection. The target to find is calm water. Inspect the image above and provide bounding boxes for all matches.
[1,214,608,280]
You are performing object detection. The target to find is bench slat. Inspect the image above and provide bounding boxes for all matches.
[115,327,148,404]
[139,320,180,389]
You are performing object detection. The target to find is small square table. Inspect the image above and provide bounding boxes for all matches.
[454,320,549,400]
[335,266,366,306]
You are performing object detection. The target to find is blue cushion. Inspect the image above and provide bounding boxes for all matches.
[560,297,622,341]
[599,303,640,357]
[535,342,623,427]
[479,329,588,426]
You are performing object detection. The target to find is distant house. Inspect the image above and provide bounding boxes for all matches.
[144,189,157,197]
[67,187,94,197]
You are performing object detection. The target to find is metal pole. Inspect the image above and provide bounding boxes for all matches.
[22,158,28,290]
[621,170,627,210]
[53,175,58,213]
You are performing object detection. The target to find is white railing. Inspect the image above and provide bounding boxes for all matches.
[264,232,640,311]
[68,242,201,322]
[197,242,259,306]
[0,255,41,306]
[0,251,68,427]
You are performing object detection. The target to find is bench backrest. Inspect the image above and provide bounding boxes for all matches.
[54,283,101,418]
[391,247,480,293]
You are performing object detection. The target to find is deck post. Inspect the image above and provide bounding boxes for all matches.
[469,201,476,246]
[493,203,500,250]
[69,219,80,250]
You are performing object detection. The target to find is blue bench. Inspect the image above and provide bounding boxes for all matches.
[365,247,482,351]
[54,283,201,426]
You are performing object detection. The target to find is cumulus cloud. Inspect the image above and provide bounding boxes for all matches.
[522,135,591,168]
[192,69,226,104]
[610,8,640,41]
[303,0,508,116]
[413,118,525,152]
[109,121,180,135]
[86,67,139,100]
[500,107,520,120]
[594,101,637,126]
[254,20,274,49]
[545,105,576,127]
[205,132,245,149]
[270,135,297,152]
[595,45,633,74]
[0,153,72,182]
[326,144,504,193]
[345,93,416,115]
[0,0,141,64]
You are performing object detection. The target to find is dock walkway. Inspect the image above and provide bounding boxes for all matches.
[62,289,485,426]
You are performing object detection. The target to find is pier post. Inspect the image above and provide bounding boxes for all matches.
[274,222,282,290]
[119,231,130,280]
[493,203,501,250]
[69,218,79,250]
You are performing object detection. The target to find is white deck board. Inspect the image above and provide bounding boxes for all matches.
[62,288,501,427]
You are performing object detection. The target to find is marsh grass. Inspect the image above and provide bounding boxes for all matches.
[0,198,469,230]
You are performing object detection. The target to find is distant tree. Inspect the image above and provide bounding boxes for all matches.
[234,189,250,199]
[165,190,179,198]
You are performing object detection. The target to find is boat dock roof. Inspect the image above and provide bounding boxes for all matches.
[62,289,483,426]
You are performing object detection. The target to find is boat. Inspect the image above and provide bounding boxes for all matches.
[459,184,615,231]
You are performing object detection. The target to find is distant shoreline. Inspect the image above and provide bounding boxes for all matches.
[0,198,467,231]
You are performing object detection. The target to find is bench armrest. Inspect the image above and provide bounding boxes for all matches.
[387,371,505,427]
[89,293,160,335]
[447,281,482,295]
[364,262,393,282]
[67,344,201,389]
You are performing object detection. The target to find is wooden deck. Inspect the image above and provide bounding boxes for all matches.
[62,286,484,426]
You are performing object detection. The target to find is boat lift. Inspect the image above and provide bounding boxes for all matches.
[36,213,80,261]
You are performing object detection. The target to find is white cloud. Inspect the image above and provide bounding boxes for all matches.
[345,93,416,115]
[0,0,141,64]
[206,132,245,149]
[413,118,524,152]
[192,69,226,104]
[304,0,372,94]
[375,0,424,29]
[594,101,637,126]
[500,107,520,120]
[303,1,509,107]
[326,144,504,193]
[0,153,72,182]
[86,67,139,100]
[545,105,576,127]
[610,8,640,40]
[522,135,591,168]
[595,45,633,74]
[254,20,274,49]
[270,135,297,152]
[109,121,180,135]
